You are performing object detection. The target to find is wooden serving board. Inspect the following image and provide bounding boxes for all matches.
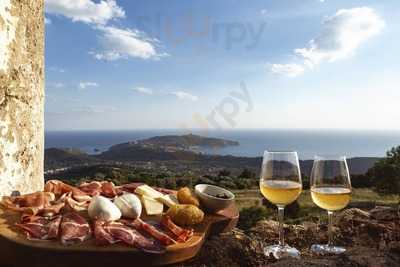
[0,204,238,267]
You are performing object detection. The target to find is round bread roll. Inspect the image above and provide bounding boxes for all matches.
[166,204,204,226]
[177,187,200,207]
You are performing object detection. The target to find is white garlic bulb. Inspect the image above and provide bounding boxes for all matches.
[88,196,121,221]
[114,193,142,219]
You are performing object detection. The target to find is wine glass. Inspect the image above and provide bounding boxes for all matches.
[310,155,352,254]
[260,151,302,259]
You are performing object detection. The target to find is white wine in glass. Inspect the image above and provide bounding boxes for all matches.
[310,155,352,254]
[260,151,302,259]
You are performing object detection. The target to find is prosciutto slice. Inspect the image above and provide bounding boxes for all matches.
[93,220,165,253]
[40,202,66,217]
[123,219,176,246]
[101,182,117,198]
[45,180,92,203]
[45,180,91,211]
[3,192,55,208]
[78,181,103,197]
[78,181,117,198]
[161,216,193,242]
[60,212,91,245]
[104,221,165,253]
[115,183,143,194]
[57,192,89,212]
[93,220,119,245]
[16,215,62,240]
[1,191,63,216]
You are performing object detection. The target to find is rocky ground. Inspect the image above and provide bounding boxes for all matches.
[176,206,400,267]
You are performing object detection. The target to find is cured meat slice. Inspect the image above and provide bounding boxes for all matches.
[47,216,62,238]
[78,181,103,197]
[6,192,55,208]
[161,216,193,242]
[60,212,91,245]
[123,219,176,246]
[115,183,143,194]
[93,220,119,245]
[1,192,59,216]
[1,191,54,212]
[40,202,66,217]
[57,192,90,212]
[45,180,92,203]
[16,215,62,240]
[79,181,117,198]
[103,221,165,254]
[45,180,91,212]
[101,182,117,198]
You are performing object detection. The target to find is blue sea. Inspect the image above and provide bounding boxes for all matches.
[44,129,400,160]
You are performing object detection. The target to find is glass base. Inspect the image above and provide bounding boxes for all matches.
[310,244,346,255]
[263,244,300,259]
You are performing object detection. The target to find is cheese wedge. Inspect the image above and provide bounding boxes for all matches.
[158,194,179,208]
[135,184,164,199]
[141,195,163,216]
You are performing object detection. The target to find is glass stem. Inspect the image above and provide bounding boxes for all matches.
[327,210,333,247]
[277,205,285,247]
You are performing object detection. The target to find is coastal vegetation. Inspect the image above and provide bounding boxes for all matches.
[366,145,400,194]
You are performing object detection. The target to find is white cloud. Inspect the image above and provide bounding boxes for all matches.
[270,63,305,77]
[296,7,385,68]
[170,91,199,102]
[45,1,167,62]
[260,9,268,15]
[132,87,198,101]
[45,0,125,25]
[47,82,65,88]
[271,7,385,77]
[92,26,168,61]
[45,17,52,24]
[79,81,99,89]
[48,66,66,73]
[133,87,154,95]
[72,105,117,113]
[54,82,65,88]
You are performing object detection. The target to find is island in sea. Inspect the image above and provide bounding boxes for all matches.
[107,133,239,153]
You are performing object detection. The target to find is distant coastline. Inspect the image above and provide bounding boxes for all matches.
[45,133,381,178]
[45,129,400,159]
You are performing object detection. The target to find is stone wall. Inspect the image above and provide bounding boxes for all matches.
[0,0,44,196]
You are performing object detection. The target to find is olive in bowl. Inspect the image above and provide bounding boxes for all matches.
[194,184,235,213]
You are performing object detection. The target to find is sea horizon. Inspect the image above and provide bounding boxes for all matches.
[44,129,400,160]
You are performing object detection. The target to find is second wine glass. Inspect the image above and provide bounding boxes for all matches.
[260,151,302,259]
[310,155,352,254]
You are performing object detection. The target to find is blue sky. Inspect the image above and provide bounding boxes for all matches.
[44,0,400,130]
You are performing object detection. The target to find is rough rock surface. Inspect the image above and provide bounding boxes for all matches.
[177,207,400,266]
[0,0,44,196]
